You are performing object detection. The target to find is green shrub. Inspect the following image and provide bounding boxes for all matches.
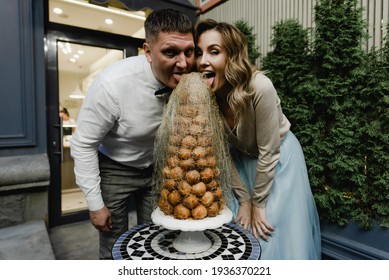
[234,19,261,65]
[261,0,389,229]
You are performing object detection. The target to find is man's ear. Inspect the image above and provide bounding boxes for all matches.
[143,42,152,63]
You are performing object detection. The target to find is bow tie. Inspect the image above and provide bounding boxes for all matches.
[155,87,172,96]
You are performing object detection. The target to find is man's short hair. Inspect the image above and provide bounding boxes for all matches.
[144,9,194,43]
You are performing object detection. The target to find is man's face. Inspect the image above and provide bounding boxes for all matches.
[144,31,195,89]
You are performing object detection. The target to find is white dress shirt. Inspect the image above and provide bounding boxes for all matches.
[70,54,167,211]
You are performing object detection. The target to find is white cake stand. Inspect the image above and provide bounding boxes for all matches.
[151,207,233,254]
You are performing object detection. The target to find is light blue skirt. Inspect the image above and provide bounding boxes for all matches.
[229,131,321,260]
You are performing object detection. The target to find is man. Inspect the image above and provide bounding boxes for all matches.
[70,9,195,259]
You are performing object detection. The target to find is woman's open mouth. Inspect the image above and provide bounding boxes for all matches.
[203,72,215,87]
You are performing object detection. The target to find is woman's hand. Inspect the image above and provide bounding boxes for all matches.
[89,206,113,232]
[235,200,252,231]
[251,206,274,241]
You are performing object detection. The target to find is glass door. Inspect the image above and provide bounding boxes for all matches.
[46,25,144,227]
[57,41,123,215]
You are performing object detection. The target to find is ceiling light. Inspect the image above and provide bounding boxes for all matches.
[69,93,85,99]
[58,0,146,20]
[105,18,113,25]
[65,42,72,54]
[70,58,76,63]
[69,86,86,99]
[53,7,63,14]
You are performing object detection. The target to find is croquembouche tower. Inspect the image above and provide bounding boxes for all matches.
[151,72,233,253]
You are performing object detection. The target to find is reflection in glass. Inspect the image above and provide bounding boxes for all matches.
[58,41,124,214]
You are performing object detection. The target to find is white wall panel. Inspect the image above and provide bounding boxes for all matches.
[199,0,388,67]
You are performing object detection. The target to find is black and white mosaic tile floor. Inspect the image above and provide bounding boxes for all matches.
[112,222,261,260]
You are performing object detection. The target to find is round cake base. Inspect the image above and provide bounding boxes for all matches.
[151,207,233,253]
[173,231,212,253]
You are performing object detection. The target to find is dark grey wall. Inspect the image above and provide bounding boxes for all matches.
[0,0,47,155]
[0,0,49,228]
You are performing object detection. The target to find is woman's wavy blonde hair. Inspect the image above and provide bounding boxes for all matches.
[195,19,255,120]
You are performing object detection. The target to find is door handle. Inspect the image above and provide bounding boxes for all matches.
[52,120,64,162]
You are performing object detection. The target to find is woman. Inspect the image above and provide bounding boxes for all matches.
[59,107,76,135]
[194,19,321,259]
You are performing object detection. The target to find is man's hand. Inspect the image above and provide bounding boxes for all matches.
[89,207,112,232]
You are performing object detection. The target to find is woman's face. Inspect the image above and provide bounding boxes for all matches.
[195,30,228,94]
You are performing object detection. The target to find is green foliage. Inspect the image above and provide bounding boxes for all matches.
[234,19,261,65]
[261,19,313,139]
[261,0,389,230]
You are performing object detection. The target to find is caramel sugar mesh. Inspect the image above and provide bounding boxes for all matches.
[153,72,233,219]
